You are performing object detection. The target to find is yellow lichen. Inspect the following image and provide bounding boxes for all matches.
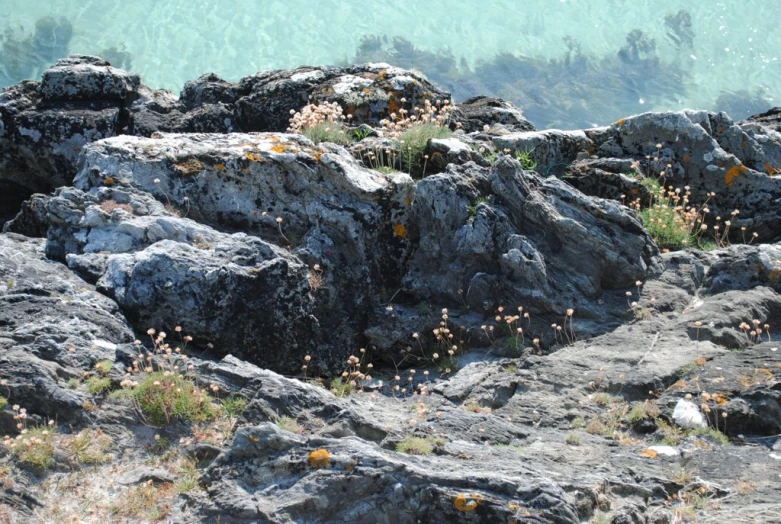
[245,153,263,162]
[615,118,625,127]
[641,449,658,459]
[309,448,330,469]
[215,163,226,171]
[104,177,116,185]
[454,493,482,512]
[725,165,747,186]
[173,158,204,176]
[271,144,296,154]
[764,163,779,176]
[393,224,407,239]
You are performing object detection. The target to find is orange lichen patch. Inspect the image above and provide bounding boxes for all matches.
[763,163,779,176]
[404,197,413,206]
[737,368,774,388]
[769,268,780,283]
[641,449,658,459]
[693,438,712,450]
[672,380,688,388]
[313,149,324,162]
[271,144,297,154]
[683,155,691,164]
[104,177,116,186]
[615,118,625,127]
[387,97,402,117]
[378,69,388,80]
[309,448,330,469]
[393,224,407,239]
[215,163,226,171]
[631,188,639,195]
[712,393,729,405]
[362,87,373,95]
[245,153,263,162]
[173,158,204,176]
[725,165,747,186]
[454,493,483,512]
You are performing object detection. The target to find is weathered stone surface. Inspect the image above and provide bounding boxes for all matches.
[0,233,134,424]
[404,158,659,324]
[493,129,593,175]
[454,95,536,134]
[39,55,141,103]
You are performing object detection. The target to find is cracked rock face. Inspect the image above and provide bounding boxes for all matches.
[10,130,662,371]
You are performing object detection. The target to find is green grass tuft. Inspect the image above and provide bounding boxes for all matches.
[132,372,216,426]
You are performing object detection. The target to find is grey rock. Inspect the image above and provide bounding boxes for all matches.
[117,466,176,485]
[404,158,659,322]
[40,55,141,103]
[0,233,134,423]
[455,95,536,134]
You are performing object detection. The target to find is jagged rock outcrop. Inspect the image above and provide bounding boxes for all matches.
[492,111,781,242]
[1,57,781,523]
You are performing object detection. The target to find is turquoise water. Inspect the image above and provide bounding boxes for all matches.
[2,0,779,128]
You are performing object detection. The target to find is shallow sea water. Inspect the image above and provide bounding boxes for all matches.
[1,0,778,128]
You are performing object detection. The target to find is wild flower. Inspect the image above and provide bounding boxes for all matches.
[288,102,351,145]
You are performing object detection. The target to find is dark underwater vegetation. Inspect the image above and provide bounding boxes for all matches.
[351,10,774,129]
[0,12,773,130]
[0,17,131,88]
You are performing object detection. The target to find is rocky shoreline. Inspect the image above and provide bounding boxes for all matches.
[0,56,780,523]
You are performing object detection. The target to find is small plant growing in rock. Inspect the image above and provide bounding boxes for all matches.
[396,436,440,455]
[276,415,300,434]
[120,328,218,426]
[565,432,582,446]
[86,375,112,395]
[132,371,216,426]
[590,511,611,524]
[67,428,113,464]
[110,482,172,521]
[634,179,707,250]
[625,400,661,424]
[4,407,57,471]
[514,148,537,170]
[378,98,455,177]
[94,359,114,375]
[173,458,200,494]
[288,102,351,145]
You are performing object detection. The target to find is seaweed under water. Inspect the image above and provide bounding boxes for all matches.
[0,16,132,87]
[352,10,773,129]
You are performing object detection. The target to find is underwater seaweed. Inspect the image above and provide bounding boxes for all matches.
[0,16,73,85]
